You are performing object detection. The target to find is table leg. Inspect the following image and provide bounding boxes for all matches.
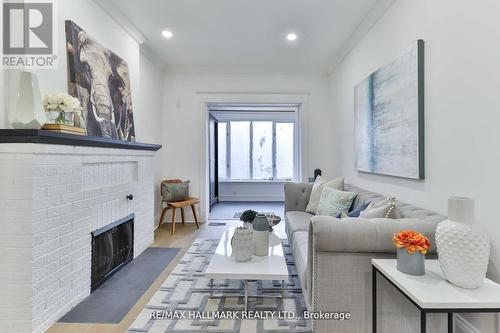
[372,266,377,333]
[421,311,427,333]
[448,313,453,333]
[244,280,248,311]
[281,280,285,299]
[210,279,213,296]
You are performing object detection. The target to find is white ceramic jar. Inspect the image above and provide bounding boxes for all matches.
[231,227,253,262]
[435,197,490,289]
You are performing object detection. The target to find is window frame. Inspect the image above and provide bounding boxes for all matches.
[218,119,297,182]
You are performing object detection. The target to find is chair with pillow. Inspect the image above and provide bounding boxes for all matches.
[159,179,200,235]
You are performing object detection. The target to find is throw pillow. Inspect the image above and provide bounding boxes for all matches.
[161,181,190,202]
[305,176,344,214]
[359,197,400,219]
[316,188,357,217]
[337,201,371,218]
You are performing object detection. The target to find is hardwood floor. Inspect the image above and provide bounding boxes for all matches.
[46,220,235,333]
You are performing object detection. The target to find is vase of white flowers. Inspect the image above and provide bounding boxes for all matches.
[43,93,82,126]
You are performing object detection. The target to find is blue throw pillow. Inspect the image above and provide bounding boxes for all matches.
[336,201,371,218]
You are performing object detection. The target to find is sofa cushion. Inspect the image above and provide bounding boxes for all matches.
[285,210,313,234]
[291,231,309,293]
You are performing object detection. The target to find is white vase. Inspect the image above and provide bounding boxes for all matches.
[231,227,253,262]
[435,197,490,289]
[8,71,45,129]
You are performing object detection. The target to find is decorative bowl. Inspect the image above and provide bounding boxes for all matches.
[266,214,282,231]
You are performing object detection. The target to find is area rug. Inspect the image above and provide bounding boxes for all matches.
[128,238,312,333]
[59,247,180,323]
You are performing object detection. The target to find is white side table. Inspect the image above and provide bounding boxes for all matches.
[371,259,500,333]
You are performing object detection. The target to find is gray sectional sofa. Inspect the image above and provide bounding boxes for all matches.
[284,182,447,333]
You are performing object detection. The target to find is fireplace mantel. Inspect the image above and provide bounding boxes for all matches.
[0,129,162,151]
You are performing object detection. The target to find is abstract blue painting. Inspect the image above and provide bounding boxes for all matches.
[354,40,424,179]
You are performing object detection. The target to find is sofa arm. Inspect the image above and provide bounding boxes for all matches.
[309,215,438,253]
[284,182,313,213]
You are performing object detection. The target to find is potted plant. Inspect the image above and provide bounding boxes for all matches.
[393,230,431,276]
[240,209,257,229]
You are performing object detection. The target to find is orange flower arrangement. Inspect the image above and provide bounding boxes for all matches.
[393,230,431,254]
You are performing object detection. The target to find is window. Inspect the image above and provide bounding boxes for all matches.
[218,120,296,181]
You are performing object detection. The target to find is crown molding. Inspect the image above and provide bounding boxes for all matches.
[164,64,327,77]
[92,0,147,44]
[327,0,396,75]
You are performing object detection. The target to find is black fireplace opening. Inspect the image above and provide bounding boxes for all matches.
[91,214,134,291]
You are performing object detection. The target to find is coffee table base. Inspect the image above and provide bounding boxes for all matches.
[209,279,285,311]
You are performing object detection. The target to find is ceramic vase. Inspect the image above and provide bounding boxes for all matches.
[8,71,45,129]
[397,248,425,276]
[252,214,269,256]
[435,197,490,289]
[231,227,253,262]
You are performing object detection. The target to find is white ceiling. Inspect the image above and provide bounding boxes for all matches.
[103,0,389,73]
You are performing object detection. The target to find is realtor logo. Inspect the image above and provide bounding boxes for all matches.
[1,0,57,68]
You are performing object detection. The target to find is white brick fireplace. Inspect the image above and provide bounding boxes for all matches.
[0,143,157,333]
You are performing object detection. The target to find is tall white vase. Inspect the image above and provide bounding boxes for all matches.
[7,71,45,129]
[435,197,490,289]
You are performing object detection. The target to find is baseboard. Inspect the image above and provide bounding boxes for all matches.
[218,195,284,202]
[455,314,483,333]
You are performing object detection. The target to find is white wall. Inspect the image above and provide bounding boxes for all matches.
[160,70,332,221]
[137,49,165,227]
[329,0,500,331]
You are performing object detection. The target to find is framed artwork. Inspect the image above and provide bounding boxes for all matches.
[65,20,136,141]
[354,39,424,179]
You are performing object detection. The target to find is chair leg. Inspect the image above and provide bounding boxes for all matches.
[159,206,168,225]
[171,207,177,235]
[180,208,185,223]
[191,205,200,229]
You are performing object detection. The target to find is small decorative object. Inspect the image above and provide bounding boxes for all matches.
[41,123,86,135]
[252,214,269,256]
[231,227,253,262]
[240,209,257,230]
[7,71,45,129]
[266,214,281,232]
[393,230,431,276]
[43,92,82,126]
[435,197,490,289]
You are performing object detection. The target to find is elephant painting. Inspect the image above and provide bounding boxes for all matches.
[65,20,135,141]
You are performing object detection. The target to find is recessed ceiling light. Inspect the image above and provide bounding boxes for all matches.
[286,33,297,41]
[162,30,173,39]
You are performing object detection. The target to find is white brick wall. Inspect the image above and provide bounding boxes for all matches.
[0,144,156,333]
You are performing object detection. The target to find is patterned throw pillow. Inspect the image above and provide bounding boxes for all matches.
[316,188,357,217]
[359,197,401,219]
[305,176,344,214]
[161,181,190,202]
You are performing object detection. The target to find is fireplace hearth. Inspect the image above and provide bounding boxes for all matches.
[91,214,135,291]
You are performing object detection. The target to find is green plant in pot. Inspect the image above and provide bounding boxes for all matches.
[240,209,257,229]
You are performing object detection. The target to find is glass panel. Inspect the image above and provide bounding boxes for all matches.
[276,122,294,179]
[217,122,227,179]
[230,121,250,179]
[252,121,273,179]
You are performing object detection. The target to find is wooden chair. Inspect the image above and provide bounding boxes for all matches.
[159,179,200,235]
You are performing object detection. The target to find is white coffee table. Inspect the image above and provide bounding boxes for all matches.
[205,227,289,310]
